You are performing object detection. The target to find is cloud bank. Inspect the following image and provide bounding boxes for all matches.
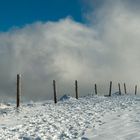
[0,0,140,101]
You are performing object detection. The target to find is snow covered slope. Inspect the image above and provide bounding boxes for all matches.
[0,95,140,140]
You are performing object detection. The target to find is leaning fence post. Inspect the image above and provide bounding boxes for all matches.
[95,84,97,95]
[118,83,121,95]
[109,81,112,96]
[53,80,57,103]
[75,80,78,99]
[17,74,21,108]
[124,83,127,94]
[135,85,137,95]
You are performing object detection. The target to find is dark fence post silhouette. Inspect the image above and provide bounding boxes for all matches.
[124,83,127,94]
[135,85,137,95]
[118,83,121,95]
[17,74,21,108]
[53,80,57,103]
[95,84,97,95]
[75,80,78,99]
[109,81,112,96]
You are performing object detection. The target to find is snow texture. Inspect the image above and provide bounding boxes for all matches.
[0,95,140,140]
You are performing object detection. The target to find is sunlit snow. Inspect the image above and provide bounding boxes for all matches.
[0,94,140,139]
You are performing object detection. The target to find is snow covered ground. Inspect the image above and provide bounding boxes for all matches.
[0,94,140,140]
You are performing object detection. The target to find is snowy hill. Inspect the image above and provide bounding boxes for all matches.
[0,95,140,139]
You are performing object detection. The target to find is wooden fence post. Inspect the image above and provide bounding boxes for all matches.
[95,84,97,95]
[75,80,78,99]
[124,83,127,94]
[109,81,112,96]
[118,83,121,95]
[135,85,137,95]
[53,80,57,103]
[17,74,21,108]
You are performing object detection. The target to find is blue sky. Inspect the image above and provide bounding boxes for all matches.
[0,0,85,31]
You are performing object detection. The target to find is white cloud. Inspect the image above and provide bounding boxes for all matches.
[0,0,140,100]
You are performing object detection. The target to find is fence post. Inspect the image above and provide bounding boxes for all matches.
[53,80,57,103]
[75,80,78,99]
[135,85,137,95]
[118,83,121,95]
[95,84,97,95]
[124,83,127,94]
[109,81,112,96]
[17,74,21,108]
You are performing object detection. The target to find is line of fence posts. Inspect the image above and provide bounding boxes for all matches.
[17,74,21,108]
[15,75,139,106]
